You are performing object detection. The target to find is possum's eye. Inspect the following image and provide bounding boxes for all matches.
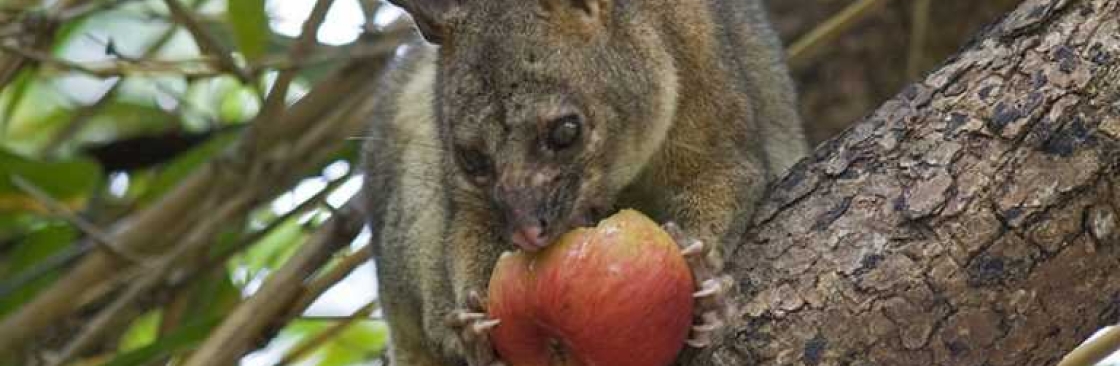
[545,114,583,151]
[455,146,493,180]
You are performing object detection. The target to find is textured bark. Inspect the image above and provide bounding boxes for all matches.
[693,0,1120,364]
[766,0,1023,144]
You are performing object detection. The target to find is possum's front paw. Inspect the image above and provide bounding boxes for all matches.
[661,222,736,348]
[446,289,506,366]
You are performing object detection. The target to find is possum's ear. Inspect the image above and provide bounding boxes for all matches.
[540,0,610,31]
[387,0,459,44]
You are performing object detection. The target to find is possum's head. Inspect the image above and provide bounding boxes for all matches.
[390,0,679,251]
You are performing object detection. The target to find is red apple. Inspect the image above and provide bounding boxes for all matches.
[487,209,695,366]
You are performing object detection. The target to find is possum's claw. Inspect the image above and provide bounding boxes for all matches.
[662,221,736,349]
[447,290,505,366]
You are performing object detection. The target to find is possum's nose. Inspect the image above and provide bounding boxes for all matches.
[510,225,547,252]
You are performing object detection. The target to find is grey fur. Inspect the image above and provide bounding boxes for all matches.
[363,1,807,364]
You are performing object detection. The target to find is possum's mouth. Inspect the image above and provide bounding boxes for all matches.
[552,204,610,237]
[507,206,606,252]
[502,173,612,251]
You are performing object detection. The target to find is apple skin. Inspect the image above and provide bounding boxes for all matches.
[487,209,695,366]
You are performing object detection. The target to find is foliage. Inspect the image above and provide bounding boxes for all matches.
[0,0,387,364]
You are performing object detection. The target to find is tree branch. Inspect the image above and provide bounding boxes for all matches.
[0,29,405,357]
[690,0,1120,364]
[162,0,253,83]
[277,300,380,366]
[182,197,367,365]
[785,0,889,69]
[9,176,144,265]
[46,193,255,366]
[252,0,337,151]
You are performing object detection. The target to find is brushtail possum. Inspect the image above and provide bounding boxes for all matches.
[362,0,808,364]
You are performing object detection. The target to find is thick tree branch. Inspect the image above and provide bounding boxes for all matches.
[688,0,1120,364]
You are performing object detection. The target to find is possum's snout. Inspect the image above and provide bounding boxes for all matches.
[510,221,547,252]
[495,169,586,252]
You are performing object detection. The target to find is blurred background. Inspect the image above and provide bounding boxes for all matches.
[0,0,1111,365]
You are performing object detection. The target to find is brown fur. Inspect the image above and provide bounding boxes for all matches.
[362,0,807,364]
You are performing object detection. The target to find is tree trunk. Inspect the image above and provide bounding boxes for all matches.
[693,0,1120,364]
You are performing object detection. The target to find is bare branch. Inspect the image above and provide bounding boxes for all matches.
[358,0,384,34]
[292,244,375,315]
[204,174,352,269]
[10,175,146,265]
[277,301,381,366]
[0,31,404,356]
[1059,326,1120,366]
[0,0,92,88]
[56,0,144,21]
[252,0,337,149]
[181,197,367,366]
[162,0,254,83]
[906,0,932,80]
[786,0,889,68]
[47,193,255,366]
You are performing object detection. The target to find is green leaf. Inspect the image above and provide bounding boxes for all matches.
[76,101,182,145]
[0,68,35,139]
[182,267,241,321]
[110,269,236,365]
[49,10,92,55]
[0,222,76,317]
[119,310,162,352]
[183,76,239,127]
[218,83,261,123]
[0,148,102,214]
[102,316,221,366]
[228,0,270,61]
[0,212,34,242]
[0,77,72,155]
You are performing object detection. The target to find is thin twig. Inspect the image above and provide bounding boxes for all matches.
[786,0,891,69]
[1058,325,1120,366]
[254,0,337,134]
[0,29,400,355]
[4,26,408,80]
[0,245,88,299]
[0,63,33,138]
[0,8,60,102]
[203,174,352,273]
[150,80,220,127]
[41,81,121,155]
[292,244,374,314]
[276,301,380,366]
[181,198,366,366]
[10,175,148,265]
[358,0,384,34]
[44,0,213,154]
[0,39,206,79]
[162,0,254,83]
[906,0,932,80]
[0,42,104,75]
[57,0,143,21]
[46,193,255,366]
[295,314,384,322]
